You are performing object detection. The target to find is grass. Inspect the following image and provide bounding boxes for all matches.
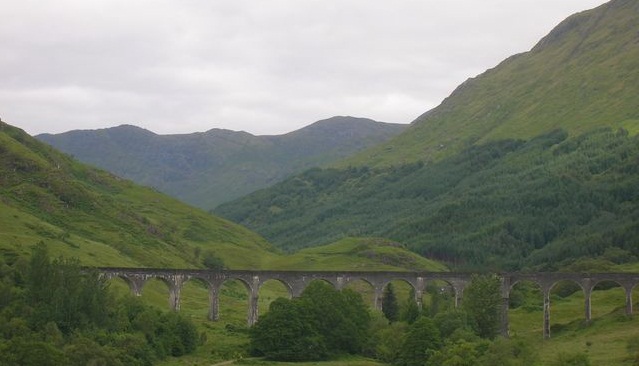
[509,284,639,365]
[262,237,447,272]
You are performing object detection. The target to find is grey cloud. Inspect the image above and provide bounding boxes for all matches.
[0,0,608,135]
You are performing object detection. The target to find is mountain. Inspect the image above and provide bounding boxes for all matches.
[0,119,276,269]
[36,116,406,209]
[1,118,444,272]
[340,0,639,168]
[215,0,639,270]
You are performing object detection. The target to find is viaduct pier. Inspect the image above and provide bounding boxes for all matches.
[97,268,639,339]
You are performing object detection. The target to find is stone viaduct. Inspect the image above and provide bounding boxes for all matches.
[97,268,639,339]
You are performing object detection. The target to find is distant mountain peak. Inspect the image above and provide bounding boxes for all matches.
[36,116,406,209]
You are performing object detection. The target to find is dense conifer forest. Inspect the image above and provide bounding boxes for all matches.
[217,128,639,270]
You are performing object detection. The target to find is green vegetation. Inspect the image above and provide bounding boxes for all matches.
[340,0,639,168]
[3,0,639,363]
[463,275,501,339]
[250,282,370,361]
[263,237,447,271]
[382,283,399,322]
[247,275,610,366]
[1,120,447,274]
[0,244,198,365]
[37,117,406,209]
[0,121,278,270]
[217,128,639,270]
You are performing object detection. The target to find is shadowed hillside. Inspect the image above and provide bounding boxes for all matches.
[37,116,406,209]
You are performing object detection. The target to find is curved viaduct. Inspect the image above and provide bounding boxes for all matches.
[98,268,639,339]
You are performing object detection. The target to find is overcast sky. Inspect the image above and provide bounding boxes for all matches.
[0,0,608,136]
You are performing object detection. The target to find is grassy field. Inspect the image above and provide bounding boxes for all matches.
[509,282,639,365]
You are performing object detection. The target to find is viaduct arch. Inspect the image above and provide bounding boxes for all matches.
[98,268,639,339]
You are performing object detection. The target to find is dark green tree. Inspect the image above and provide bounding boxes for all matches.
[433,309,469,339]
[202,250,225,270]
[462,274,501,339]
[250,281,370,361]
[401,287,420,324]
[0,338,68,366]
[298,281,370,354]
[400,316,442,366]
[250,298,326,361]
[382,282,399,322]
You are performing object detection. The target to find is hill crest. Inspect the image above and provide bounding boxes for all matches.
[340,0,639,167]
[37,116,406,209]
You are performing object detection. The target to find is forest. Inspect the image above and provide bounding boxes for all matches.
[0,244,198,366]
[216,128,639,271]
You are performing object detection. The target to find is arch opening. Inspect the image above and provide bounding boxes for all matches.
[423,280,455,317]
[305,278,337,292]
[548,279,586,336]
[343,278,376,309]
[105,275,136,299]
[218,278,250,327]
[180,277,211,320]
[590,280,625,319]
[508,280,543,338]
[139,277,172,310]
[633,283,639,314]
[381,279,419,323]
[258,279,292,316]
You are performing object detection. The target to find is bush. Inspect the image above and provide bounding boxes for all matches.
[250,281,370,361]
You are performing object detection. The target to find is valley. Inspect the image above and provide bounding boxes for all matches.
[1,0,639,364]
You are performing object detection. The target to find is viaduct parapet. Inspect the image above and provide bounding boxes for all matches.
[97,268,639,339]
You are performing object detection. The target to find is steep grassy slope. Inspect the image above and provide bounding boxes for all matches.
[37,116,406,210]
[217,128,639,270]
[2,120,445,274]
[0,120,279,268]
[341,0,639,168]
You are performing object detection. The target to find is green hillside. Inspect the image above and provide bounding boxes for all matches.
[0,119,279,268]
[216,128,639,269]
[37,116,406,210]
[1,119,444,273]
[264,237,446,272]
[216,0,639,271]
[341,0,639,168]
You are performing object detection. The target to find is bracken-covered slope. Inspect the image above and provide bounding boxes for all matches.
[341,0,639,168]
[37,116,406,210]
[216,0,639,270]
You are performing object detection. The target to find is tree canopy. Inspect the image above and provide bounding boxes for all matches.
[250,281,370,361]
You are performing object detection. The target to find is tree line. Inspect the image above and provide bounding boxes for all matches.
[0,243,199,366]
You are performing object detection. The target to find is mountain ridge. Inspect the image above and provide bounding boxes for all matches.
[37,116,406,209]
[215,0,639,270]
[339,0,639,168]
[1,118,445,273]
